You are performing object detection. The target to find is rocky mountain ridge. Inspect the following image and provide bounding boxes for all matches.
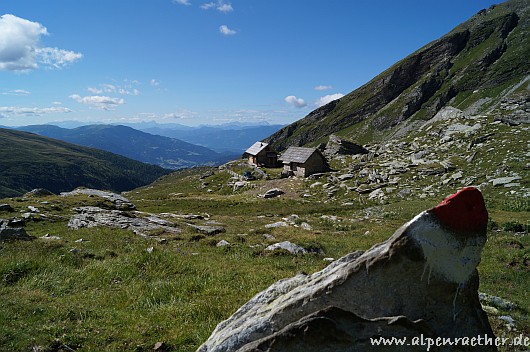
[265,0,529,150]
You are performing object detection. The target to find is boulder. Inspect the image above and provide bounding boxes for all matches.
[265,241,307,254]
[0,204,14,212]
[0,219,34,241]
[324,134,369,156]
[188,224,226,236]
[260,188,284,198]
[198,187,495,351]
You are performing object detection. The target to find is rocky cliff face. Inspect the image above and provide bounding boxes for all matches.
[266,0,529,151]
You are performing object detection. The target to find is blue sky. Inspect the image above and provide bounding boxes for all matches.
[1,0,502,127]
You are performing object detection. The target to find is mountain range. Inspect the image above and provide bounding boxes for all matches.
[266,0,529,150]
[0,128,171,198]
[15,124,235,169]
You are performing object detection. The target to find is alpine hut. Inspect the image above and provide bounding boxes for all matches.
[279,147,329,177]
[243,142,279,168]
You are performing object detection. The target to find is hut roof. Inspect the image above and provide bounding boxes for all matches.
[245,142,269,156]
[279,147,321,164]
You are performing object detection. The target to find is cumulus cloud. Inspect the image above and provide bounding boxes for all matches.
[69,94,125,110]
[201,1,233,12]
[284,95,307,108]
[315,85,332,91]
[219,25,237,36]
[0,14,82,71]
[0,105,72,116]
[150,79,160,86]
[315,93,344,107]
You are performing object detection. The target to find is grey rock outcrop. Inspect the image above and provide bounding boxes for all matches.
[198,188,495,351]
[61,188,136,210]
[24,188,55,197]
[68,207,181,238]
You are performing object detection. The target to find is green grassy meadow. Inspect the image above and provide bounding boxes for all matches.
[0,167,528,351]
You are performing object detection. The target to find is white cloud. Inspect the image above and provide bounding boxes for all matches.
[0,14,82,71]
[36,47,83,69]
[87,83,140,96]
[150,79,160,86]
[201,2,216,9]
[315,85,332,91]
[201,1,233,12]
[219,25,237,36]
[69,94,125,110]
[173,0,191,5]
[315,93,344,107]
[0,105,72,116]
[1,89,31,96]
[284,95,307,108]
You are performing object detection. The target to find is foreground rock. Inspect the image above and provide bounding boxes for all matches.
[198,187,495,351]
[68,207,181,238]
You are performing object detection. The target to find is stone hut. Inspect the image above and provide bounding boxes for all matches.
[243,142,279,168]
[279,147,329,177]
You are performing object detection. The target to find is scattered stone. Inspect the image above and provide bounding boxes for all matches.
[309,182,322,188]
[498,316,515,325]
[265,241,307,254]
[198,188,495,351]
[61,188,136,210]
[355,183,386,194]
[146,246,154,253]
[233,181,249,192]
[153,341,169,351]
[188,224,226,236]
[40,234,61,240]
[479,292,518,310]
[337,173,355,181]
[75,238,89,243]
[260,188,284,198]
[216,240,230,247]
[0,204,14,212]
[263,234,276,241]
[300,222,312,231]
[0,219,33,241]
[490,176,522,187]
[27,206,40,213]
[264,221,289,229]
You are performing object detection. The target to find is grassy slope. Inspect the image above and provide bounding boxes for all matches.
[0,158,527,351]
[0,128,171,198]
